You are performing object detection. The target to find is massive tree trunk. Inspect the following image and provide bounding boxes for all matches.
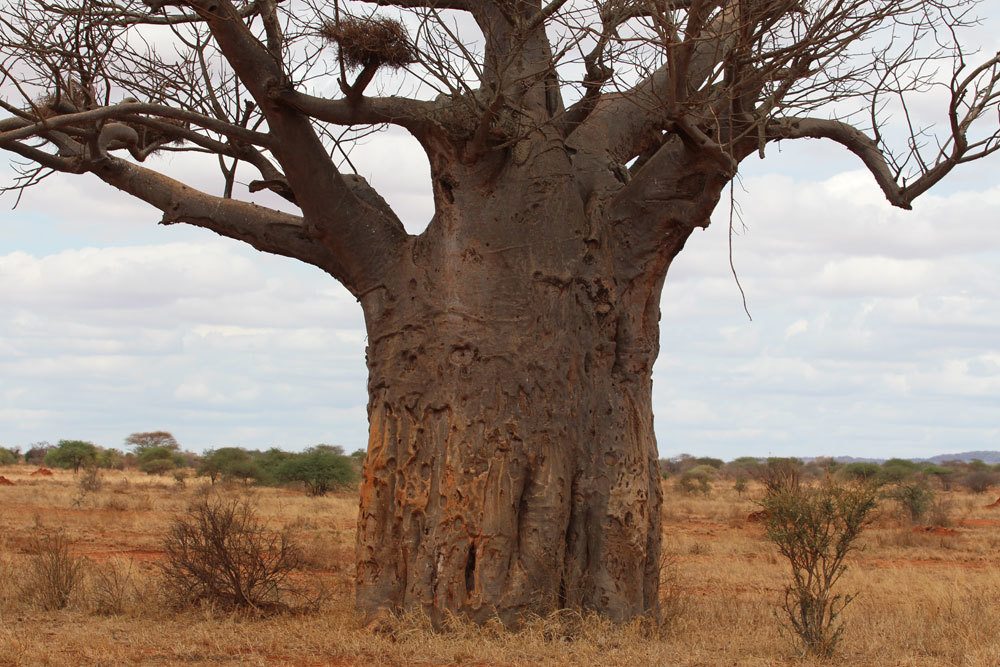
[354,138,715,625]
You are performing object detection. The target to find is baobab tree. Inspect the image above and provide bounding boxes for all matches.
[1,0,998,625]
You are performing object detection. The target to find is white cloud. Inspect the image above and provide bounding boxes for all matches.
[2,110,1000,460]
[0,241,369,451]
[784,319,809,339]
[656,157,1000,458]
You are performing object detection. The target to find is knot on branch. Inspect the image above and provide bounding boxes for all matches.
[319,17,414,70]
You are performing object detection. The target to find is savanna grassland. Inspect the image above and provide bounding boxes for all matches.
[1,464,999,666]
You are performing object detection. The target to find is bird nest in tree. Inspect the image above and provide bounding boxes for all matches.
[34,84,93,117]
[320,16,414,70]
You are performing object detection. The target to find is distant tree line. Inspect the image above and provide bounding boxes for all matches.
[0,431,362,496]
[660,453,1000,498]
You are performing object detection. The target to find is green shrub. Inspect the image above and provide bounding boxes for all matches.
[921,464,956,490]
[757,458,802,494]
[839,462,882,484]
[44,440,98,472]
[760,481,878,658]
[0,447,19,465]
[198,447,260,484]
[137,446,183,474]
[139,457,176,475]
[879,458,920,484]
[127,432,185,474]
[277,446,357,496]
[255,448,296,484]
[886,480,934,523]
[96,448,125,470]
[728,456,762,472]
[674,465,714,495]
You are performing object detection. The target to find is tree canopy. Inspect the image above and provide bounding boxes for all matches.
[276,445,357,495]
[198,446,264,483]
[125,431,180,452]
[0,0,997,295]
[44,439,98,471]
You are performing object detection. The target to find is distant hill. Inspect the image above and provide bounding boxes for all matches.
[922,451,1000,465]
[825,456,884,464]
[777,452,1000,465]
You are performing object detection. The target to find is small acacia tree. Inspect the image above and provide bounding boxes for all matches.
[44,439,98,472]
[2,0,999,624]
[126,431,184,473]
[887,479,935,523]
[125,431,180,453]
[0,447,20,466]
[278,446,357,496]
[198,447,260,484]
[761,480,879,657]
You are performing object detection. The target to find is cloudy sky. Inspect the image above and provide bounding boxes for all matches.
[2,11,999,460]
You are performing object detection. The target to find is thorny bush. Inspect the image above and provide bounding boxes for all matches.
[886,480,935,524]
[24,529,88,610]
[160,496,317,614]
[760,481,878,658]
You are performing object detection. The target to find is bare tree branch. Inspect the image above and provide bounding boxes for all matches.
[276,89,437,135]
[90,154,341,269]
[2,0,998,288]
[172,0,409,293]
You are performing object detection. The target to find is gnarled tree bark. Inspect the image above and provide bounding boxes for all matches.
[353,130,726,623]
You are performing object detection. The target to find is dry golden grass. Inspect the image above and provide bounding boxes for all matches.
[1,465,999,666]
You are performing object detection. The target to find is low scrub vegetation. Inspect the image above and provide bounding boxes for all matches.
[22,529,88,611]
[658,453,1000,502]
[760,480,879,657]
[160,496,317,613]
[197,445,359,493]
[674,465,715,495]
[3,430,363,497]
[2,453,1000,664]
[887,480,936,524]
